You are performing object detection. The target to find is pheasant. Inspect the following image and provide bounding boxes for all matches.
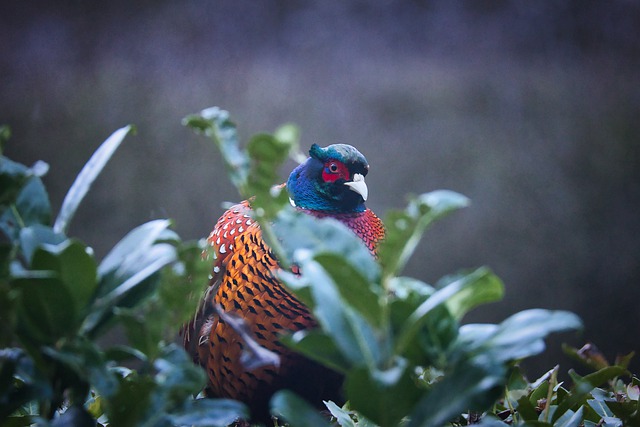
[183,143,384,422]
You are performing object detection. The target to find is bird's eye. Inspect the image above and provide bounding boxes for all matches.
[322,160,349,182]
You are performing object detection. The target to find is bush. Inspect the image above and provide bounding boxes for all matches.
[0,111,637,426]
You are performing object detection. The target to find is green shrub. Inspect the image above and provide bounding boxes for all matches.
[0,111,637,427]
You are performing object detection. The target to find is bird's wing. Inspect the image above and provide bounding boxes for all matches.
[182,201,256,365]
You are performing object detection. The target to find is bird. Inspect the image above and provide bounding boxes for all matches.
[183,143,385,423]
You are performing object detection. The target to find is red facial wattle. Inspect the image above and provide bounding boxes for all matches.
[322,160,350,182]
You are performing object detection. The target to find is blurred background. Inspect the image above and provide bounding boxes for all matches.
[2,1,639,377]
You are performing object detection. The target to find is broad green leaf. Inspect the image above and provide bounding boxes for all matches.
[246,132,292,220]
[168,398,248,427]
[282,330,351,374]
[314,253,383,327]
[274,209,379,283]
[457,310,582,363]
[18,225,67,265]
[13,276,76,344]
[43,339,118,399]
[85,220,178,338]
[0,156,35,207]
[0,177,52,242]
[346,358,423,427]
[395,267,490,356]
[150,344,207,401]
[114,308,160,359]
[104,372,156,427]
[515,394,540,420]
[441,268,504,320]
[270,390,332,427]
[284,253,381,368]
[54,125,134,235]
[31,239,97,319]
[379,190,469,278]
[98,219,173,279]
[554,406,584,427]
[407,355,506,427]
[275,123,306,163]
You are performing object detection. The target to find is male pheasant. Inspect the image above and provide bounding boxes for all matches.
[183,143,384,422]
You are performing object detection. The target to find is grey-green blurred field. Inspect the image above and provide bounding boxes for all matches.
[2,1,639,375]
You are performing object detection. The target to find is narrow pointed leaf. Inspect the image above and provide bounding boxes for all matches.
[54,125,134,234]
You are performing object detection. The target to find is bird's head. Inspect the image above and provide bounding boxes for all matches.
[287,143,370,213]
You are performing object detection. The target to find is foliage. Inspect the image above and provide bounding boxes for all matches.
[0,107,635,427]
[0,126,246,426]
[183,107,638,427]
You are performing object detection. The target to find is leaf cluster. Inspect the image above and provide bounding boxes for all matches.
[0,126,246,426]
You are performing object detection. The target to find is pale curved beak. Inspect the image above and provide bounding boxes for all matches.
[344,173,368,201]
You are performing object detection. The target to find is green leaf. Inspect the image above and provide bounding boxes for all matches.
[0,156,30,208]
[246,132,292,220]
[442,269,504,320]
[31,239,97,320]
[457,310,582,363]
[270,390,332,427]
[552,366,628,423]
[13,276,76,344]
[553,406,584,427]
[324,401,356,427]
[379,190,469,278]
[282,330,351,374]
[395,267,492,356]
[0,348,52,420]
[54,125,135,235]
[84,242,176,338]
[168,398,249,427]
[150,344,207,403]
[83,220,178,337]
[273,209,378,283]
[98,219,174,279]
[0,176,52,243]
[18,225,66,265]
[43,339,118,399]
[407,355,506,427]
[104,371,156,427]
[314,253,383,327]
[283,253,381,368]
[345,358,423,427]
[516,394,540,420]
